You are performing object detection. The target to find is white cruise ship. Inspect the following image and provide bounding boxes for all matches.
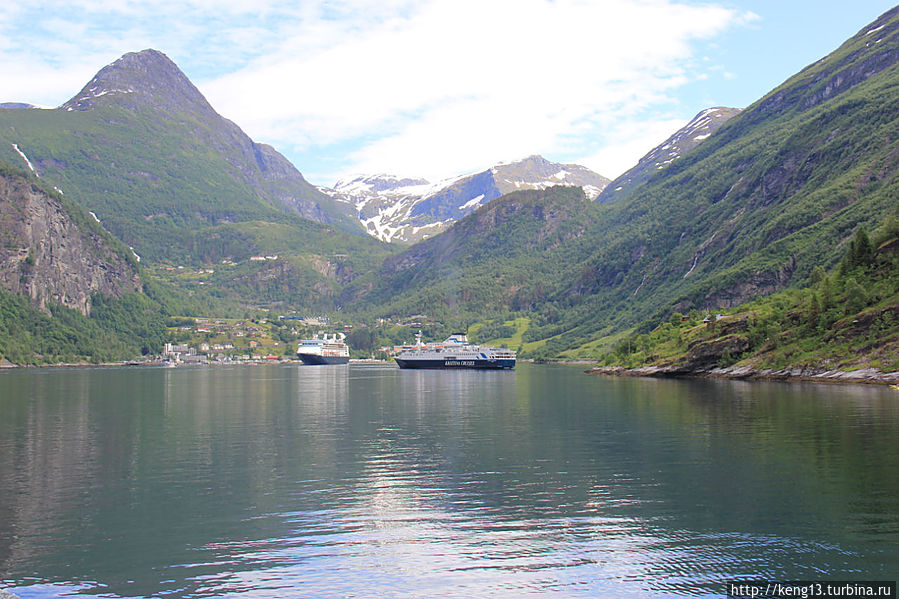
[296,333,350,365]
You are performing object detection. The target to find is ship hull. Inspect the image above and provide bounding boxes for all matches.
[297,354,350,365]
[394,358,515,370]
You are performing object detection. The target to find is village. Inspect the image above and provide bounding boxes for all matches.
[162,314,331,365]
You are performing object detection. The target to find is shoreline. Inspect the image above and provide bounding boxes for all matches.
[0,359,303,370]
[0,358,398,370]
[585,365,899,386]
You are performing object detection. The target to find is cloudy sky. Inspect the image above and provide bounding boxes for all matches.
[0,1,895,185]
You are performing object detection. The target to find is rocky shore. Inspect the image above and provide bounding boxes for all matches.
[586,365,899,386]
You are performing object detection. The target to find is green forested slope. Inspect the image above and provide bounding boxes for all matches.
[0,162,169,364]
[349,186,600,325]
[598,221,899,374]
[0,99,382,262]
[0,289,168,365]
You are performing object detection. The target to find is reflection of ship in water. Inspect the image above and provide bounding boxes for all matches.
[294,358,349,409]
[394,332,516,369]
[296,333,350,365]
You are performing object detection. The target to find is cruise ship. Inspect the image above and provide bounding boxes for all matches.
[296,333,350,365]
[394,332,516,369]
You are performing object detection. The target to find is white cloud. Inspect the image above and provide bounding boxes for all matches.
[0,0,752,182]
[580,116,690,180]
[199,0,748,181]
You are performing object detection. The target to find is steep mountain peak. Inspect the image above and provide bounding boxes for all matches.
[491,154,610,200]
[61,49,213,115]
[644,106,742,166]
[493,154,552,169]
[1,49,363,248]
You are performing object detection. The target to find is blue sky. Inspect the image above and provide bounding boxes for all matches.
[0,1,895,185]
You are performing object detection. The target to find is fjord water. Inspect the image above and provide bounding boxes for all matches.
[1,364,897,598]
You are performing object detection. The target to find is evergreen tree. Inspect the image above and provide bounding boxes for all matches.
[842,226,875,273]
[854,226,874,267]
[844,278,868,314]
[809,265,826,287]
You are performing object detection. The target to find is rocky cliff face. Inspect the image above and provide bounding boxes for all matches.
[0,167,141,315]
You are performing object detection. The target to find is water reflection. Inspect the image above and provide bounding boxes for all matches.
[0,364,897,597]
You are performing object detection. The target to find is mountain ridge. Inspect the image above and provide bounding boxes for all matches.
[544,6,899,355]
[597,107,742,205]
[324,155,609,243]
[347,185,597,315]
[59,49,357,229]
[0,48,391,312]
[0,49,382,253]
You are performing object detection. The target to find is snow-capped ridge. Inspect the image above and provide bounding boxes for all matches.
[322,155,610,243]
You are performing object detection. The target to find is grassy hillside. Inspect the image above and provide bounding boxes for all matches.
[349,185,600,326]
[596,220,899,374]
[0,106,368,257]
[535,10,899,356]
[0,106,393,312]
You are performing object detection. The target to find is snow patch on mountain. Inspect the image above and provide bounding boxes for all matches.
[11,143,37,175]
[461,194,485,210]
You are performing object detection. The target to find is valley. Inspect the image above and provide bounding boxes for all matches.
[0,7,897,376]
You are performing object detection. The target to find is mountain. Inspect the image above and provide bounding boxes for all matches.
[349,185,598,315]
[594,225,899,379]
[324,155,610,243]
[61,49,355,228]
[0,50,367,263]
[0,49,390,311]
[0,161,141,315]
[354,6,899,360]
[540,6,899,356]
[597,107,741,205]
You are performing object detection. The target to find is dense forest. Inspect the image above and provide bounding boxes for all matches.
[0,290,167,365]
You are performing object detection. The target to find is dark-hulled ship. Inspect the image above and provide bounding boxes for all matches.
[296,333,350,365]
[394,332,516,369]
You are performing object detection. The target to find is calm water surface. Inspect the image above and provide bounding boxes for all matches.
[0,363,897,598]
